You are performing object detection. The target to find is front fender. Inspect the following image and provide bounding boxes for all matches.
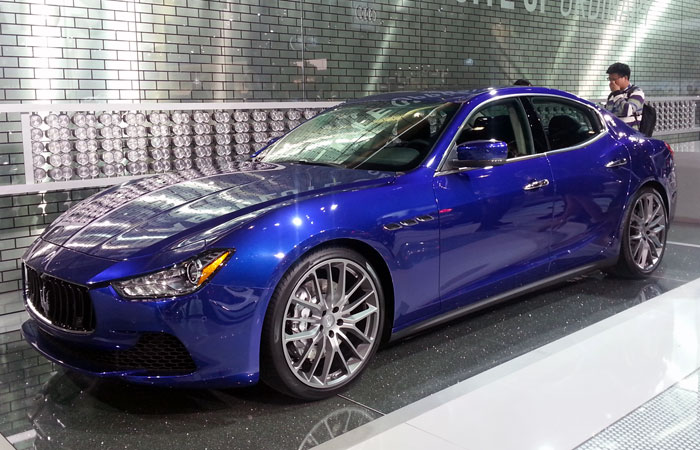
[214,174,442,332]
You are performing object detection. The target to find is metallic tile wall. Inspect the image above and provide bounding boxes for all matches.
[0,188,100,315]
[1,0,700,315]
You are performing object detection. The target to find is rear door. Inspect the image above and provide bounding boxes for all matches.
[524,96,632,274]
[433,98,555,310]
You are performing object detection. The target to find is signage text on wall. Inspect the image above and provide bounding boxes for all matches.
[455,0,645,23]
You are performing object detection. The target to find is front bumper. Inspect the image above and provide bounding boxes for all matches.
[22,241,270,388]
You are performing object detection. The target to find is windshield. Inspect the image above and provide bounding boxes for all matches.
[259,100,459,171]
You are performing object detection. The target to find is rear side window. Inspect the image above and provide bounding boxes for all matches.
[531,98,603,150]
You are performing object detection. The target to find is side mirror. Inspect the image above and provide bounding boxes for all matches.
[452,140,508,168]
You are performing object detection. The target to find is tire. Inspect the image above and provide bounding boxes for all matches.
[261,247,385,400]
[611,187,668,278]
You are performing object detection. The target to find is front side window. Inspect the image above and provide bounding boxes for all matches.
[259,101,459,171]
[454,99,533,159]
[531,98,602,150]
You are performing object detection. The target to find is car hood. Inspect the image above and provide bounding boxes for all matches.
[41,162,394,260]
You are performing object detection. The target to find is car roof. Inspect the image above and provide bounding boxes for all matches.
[343,86,586,105]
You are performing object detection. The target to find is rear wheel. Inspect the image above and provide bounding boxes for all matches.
[261,247,384,400]
[612,187,668,278]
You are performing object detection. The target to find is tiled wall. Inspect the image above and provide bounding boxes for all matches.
[0,1,697,103]
[0,188,101,315]
[2,0,700,316]
[0,112,22,186]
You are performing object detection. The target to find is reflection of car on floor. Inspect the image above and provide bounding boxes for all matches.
[28,370,375,450]
[22,87,677,400]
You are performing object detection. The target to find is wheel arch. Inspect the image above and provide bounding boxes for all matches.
[639,179,670,215]
[258,237,397,398]
[622,178,670,236]
[610,179,670,278]
[606,178,669,269]
[315,238,396,344]
[266,237,396,345]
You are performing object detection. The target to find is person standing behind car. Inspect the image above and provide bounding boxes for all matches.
[605,62,645,130]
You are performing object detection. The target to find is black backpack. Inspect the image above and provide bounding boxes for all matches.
[638,103,657,137]
[626,87,656,137]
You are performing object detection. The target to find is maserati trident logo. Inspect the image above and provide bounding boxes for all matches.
[39,285,50,315]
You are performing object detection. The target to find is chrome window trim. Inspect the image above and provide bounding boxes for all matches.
[529,94,609,153]
[434,93,609,177]
[543,129,608,155]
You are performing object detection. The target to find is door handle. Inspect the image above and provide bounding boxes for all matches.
[605,158,628,168]
[523,179,550,191]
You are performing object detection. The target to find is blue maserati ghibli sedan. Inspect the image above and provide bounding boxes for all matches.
[22,87,676,400]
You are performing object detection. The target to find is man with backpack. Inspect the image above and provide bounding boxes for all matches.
[604,62,656,136]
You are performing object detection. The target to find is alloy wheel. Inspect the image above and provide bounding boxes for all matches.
[628,192,666,271]
[281,258,381,389]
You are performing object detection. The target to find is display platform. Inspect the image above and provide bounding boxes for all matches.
[1,223,699,450]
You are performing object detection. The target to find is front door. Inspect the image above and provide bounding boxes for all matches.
[434,98,555,310]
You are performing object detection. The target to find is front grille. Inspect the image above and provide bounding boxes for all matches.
[24,265,96,332]
[39,329,197,375]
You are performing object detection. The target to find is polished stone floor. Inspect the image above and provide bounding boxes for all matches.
[320,268,700,450]
[1,222,699,450]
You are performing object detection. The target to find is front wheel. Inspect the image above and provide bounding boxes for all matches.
[261,247,384,400]
[612,187,668,278]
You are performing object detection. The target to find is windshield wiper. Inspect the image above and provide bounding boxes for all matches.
[287,160,346,168]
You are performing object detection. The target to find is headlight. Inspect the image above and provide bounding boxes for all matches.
[112,250,232,299]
